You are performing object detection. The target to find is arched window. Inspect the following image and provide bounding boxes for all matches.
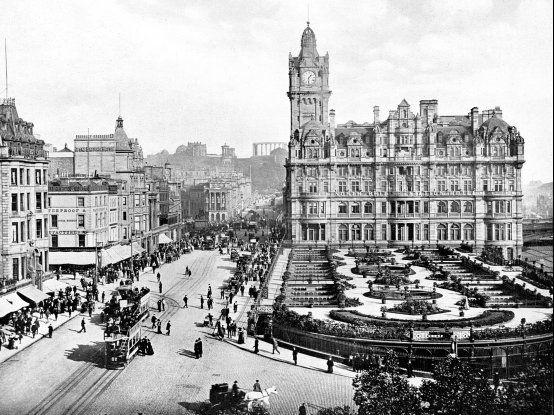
[450,224,461,240]
[451,201,460,213]
[364,202,373,214]
[338,202,347,214]
[352,224,361,240]
[364,224,374,240]
[463,202,473,213]
[338,224,349,241]
[463,224,474,240]
[437,224,447,240]
[438,201,447,213]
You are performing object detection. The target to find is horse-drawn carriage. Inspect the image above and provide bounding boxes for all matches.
[207,383,277,413]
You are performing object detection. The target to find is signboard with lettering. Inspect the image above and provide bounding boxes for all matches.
[257,305,273,314]
[50,208,86,213]
[49,230,86,235]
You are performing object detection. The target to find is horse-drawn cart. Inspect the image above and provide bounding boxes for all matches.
[207,383,277,413]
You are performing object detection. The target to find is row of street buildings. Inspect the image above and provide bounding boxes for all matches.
[0,98,251,288]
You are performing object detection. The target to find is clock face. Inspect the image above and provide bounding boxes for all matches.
[302,70,316,85]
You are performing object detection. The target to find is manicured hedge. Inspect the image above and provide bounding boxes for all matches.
[329,309,515,329]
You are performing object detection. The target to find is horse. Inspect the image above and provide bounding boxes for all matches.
[244,386,278,412]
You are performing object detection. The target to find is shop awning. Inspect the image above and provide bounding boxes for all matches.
[17,285,50,304]
[132,242,145,254]
[112,245,131,261]
[49,251,96,266]
[42,278,69,293]
[0,293,30,317]
[158,234,173,244]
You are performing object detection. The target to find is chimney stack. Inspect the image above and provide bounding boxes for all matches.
[373,106,380,125]
[329,109,336,129]
[471,107,479,133]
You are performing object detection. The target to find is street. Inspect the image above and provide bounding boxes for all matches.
[0,248,354,415]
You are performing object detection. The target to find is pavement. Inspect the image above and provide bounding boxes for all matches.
[0,245,356,415]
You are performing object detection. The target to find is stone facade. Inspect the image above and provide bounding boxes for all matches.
[0,98,50,283]
[284,25,526,259]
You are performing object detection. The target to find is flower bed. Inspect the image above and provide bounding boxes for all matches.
[388,299,447,315]
[473,317,553,340]
[329,309,515,329]
[363,290,442,301]
[436,280,489,307]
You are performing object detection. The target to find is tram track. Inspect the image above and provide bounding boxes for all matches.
[26,251,218,415]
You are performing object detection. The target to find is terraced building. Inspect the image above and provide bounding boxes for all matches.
[284,24,526,259]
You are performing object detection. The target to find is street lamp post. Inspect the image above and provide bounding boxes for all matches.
[95,241,103,286]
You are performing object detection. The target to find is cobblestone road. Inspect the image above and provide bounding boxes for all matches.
[0,249,354,415]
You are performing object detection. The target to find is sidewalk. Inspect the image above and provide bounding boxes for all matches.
[0,264,158,364]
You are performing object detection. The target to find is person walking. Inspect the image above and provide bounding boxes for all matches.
[157,299,162,312]
[101,291,105,303]
[78,318,86,333]
[327,356,334,373]
[151,315,157,329]
[292,347,298,365]
[220,289,225,300]
[157,272,161,283]
[183,295,188,308]
[200,295,204,309]
[161,299,166,311]
[158,281,163,294]
[299,403,307,415]
[233,302,238,313]
[157,320,162,334]
[272,337,280,354]
[253,337,259,353]
[48,324,53,338]
[166,321,171,336]
[240,285,245,296]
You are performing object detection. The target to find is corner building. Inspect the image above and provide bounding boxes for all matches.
[284,24,525,259]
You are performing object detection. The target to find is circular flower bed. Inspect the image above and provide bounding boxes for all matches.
[388,299,447,315]
[363,290,442,301]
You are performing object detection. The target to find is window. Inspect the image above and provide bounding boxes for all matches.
[20,222,25,242]
[338,224,349,241]
[308,202,318,215]
[423,201,429,214]
[351,203,360,214]
[506,223,512,240]
[19,168,24,185]
[494,180,503,192]
[51,215,58,228]
[423,224,429,240]
[77,214,85,227]
[450,224,460,240]
[506,201,512,214]
[351,181,360,192]
[323,182,329,193]
[12,258,19,279]
[438,201,447,213]
[338,181,347,192]
[20,193,25,211]
[351,224,361,240]
[123,197,127,206]
[494,201,505,214]
[508,180,514,191]
[381,224,387,240]
[11,169,17,185]
[364,181,373,192]
[364,224,374,240]
[51,234,58,248]
[308,182,317,193]
[338,202,347,214]
[11,194,18,212]
[36,192,42,210]
[463,202,473,213]
[463,224,474,240]
[77,197,85,207]
[483,180,489,191]
[338,166,348,177]
[438,181,446,192]
[423,181,429,192]
[451,201,460,213]
[35,170,42,185]
[36,219,43,238]
[381,202,387,214]
[26,169,30,185]
[12,222,19,243]
[320,202,326,214]
[437,224,447,240]
[78,234,86,247]
[450,180,460,191]
[464,180,473,192]
[364,202,373,214]
[122,211,127,221]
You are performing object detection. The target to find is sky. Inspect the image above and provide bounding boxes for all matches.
[2,0,552,183]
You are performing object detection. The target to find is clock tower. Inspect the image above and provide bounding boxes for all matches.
[288,22,331,137]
